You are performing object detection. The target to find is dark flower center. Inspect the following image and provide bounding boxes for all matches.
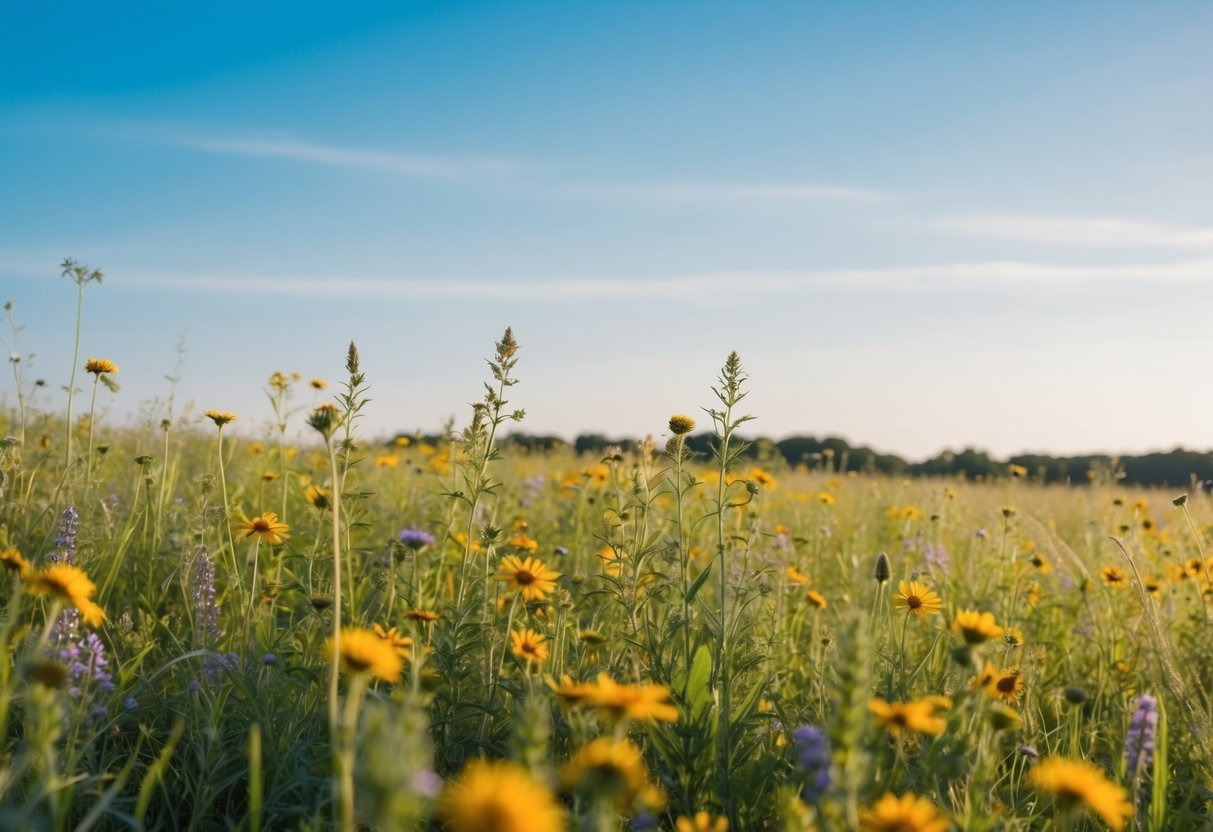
[515,570,535,585]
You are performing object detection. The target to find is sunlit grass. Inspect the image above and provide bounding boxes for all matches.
[1,280,1211,830]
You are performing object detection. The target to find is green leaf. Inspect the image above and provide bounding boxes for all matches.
[686,562,714,604]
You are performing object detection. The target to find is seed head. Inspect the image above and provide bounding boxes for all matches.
[668,414,696,435]
[874,552,891,584]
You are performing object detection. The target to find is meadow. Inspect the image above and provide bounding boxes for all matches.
[2,304,1212,829]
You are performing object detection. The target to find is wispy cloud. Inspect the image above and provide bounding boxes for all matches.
[935,214,1213,248]
[180,136,528,179]
[61,257,1212,302]
[145,124,893,203]
[552,180,894,204]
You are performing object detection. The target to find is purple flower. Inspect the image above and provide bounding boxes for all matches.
[791,724,831,803]
[192,549,220,645]
[398,528,435,550]
[923,541,951,578]
[1018,745,1039,758]
[1125,693,1159,778]
[53,506,79,563]
[411,769,443,798]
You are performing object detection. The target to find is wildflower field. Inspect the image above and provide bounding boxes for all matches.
[3,315,1213,830]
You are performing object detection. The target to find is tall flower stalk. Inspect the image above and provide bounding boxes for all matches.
[59,259,103,472]
[666,414,697,673]
[451,328,523,612]
[704,351,754,827]
[205,411,241,596]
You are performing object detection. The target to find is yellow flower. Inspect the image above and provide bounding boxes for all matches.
[893,580,942,617]
[234,512,289,545]
[583,463,610,486]
[84,357,118,375]
[818,491,836,506]
[438,759,565,832]
[974,666,1025,704]
[204,410,238,427]
[785,565,811,586]
[952,609,1003,644]
[511,627,549,663]
[1,546,31,579]
[749,467,777,490]
[1143,576,1164,600]
[309,378,327,389]
[805,589,828,610]
[676,812,729,832]
[372,624,413,658]
[580,673,679,724]
[561,737,649,809]
[1100,566,1128,588]
[304,485,331,510]
[406,609,440,623]
[868,697,947,737]
[1009,464,1028,478]
[508,533,539,552]
[1029,757,1133,831]
[375,453,400,468]
[859,792,949,832]
[598,546,625,577]
[1003,628,1025,649]
[326,627,404,683]
[25,564,105,627]
[547,674,595,707]
[497,555,560,602]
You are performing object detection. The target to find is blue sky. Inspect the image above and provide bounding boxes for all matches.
[3,1,1212,458]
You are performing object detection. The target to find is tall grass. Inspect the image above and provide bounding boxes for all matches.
[2,271,1212,829]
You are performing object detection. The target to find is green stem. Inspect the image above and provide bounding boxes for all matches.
[64,281,84,470]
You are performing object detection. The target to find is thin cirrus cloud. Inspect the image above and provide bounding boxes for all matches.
[179,135,529,179]
[935,214,1213,249]
[100,257,1213,301]
[168,129,893,204]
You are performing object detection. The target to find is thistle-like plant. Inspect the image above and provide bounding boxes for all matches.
[58,258,103,474]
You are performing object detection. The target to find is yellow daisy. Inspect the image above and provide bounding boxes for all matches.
[437,759,565,832]
[326,627,404,683]
[234,511,289,545]
[677,812,729,832]
[204,410,238,427]
[372,624,413,657]
[581,673,679,724]
[952,609,1003,644]
[859,792,948,832]
[511,627,549,664]
[304,485,331,510]
[1,546,31,579]
[893,580,942,617]
[84,357,118,375]
[25,563,105,627]
[561,737,649,809]
[1029,757,1133,831]
[868,697,947,737]
[497,555,560,602]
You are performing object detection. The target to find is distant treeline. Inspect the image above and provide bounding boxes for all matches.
[397,431,1213,488]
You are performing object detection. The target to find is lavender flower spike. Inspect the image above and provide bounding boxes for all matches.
[1125,693,1159,778]
[398,527,436,550]
[792,724,831,803]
